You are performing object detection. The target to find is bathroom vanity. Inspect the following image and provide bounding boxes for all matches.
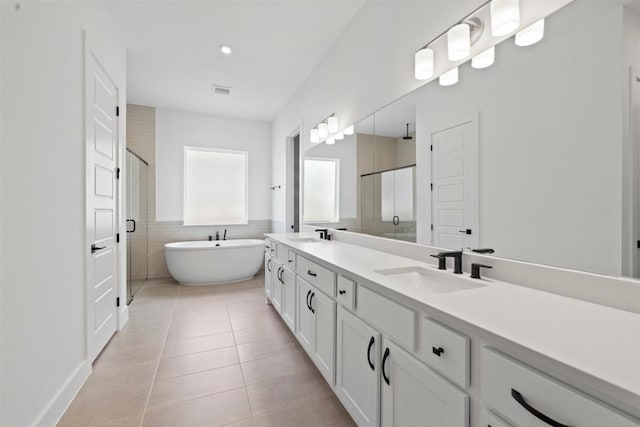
[264,234,640,427]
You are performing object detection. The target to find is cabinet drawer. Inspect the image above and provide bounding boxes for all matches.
[336,275,355,311]
[296,256,336,297]
[357,285,416,350]
[276,243,289,263]
[264,239,272,253]
[419,318,469,389]
[286,250,297,270]
[480,410,511,427]
[482,348,639,427]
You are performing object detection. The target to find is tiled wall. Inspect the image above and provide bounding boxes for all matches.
[127,104,271,279]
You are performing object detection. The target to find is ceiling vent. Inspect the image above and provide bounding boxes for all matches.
[212,85,231,96]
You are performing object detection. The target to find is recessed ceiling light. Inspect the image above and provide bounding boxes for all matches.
[219,44,233,55]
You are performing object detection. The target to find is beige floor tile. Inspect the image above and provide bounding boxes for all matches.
[58,413,143,427]
[142,387,252,427]
[241,350,313,385]
[227,302,276,320]
[236,335,300,363]
[230,311,283,330]
[233,324,291,345]
[246,370,332,415]
[156,346,239,379]
[171,306,229,325]
[162,331,236,358]
[166,319,232,341]
[147,364,245,411]
[250,395,356,427]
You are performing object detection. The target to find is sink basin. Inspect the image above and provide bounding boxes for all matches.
[375,266,486,294]
[288,237,322,243]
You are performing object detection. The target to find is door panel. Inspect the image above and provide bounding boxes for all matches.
[281,267,296,332]
[312,290,336,385]
[271,259,283,313]
[264,254,273,299]
[296,277,314,354]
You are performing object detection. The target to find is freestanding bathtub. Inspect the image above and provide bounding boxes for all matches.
[164,239,264,285]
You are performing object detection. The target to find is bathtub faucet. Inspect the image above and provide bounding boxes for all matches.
[216,231,220,241]
[223,229,227,240]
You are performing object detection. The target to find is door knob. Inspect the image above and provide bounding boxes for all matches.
[91,244,106,254]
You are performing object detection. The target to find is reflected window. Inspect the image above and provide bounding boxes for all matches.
[304,158,339,222]
[184,147,248,225]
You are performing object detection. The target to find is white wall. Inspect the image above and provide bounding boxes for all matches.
[0,3,126,426]
[156,108,271,222]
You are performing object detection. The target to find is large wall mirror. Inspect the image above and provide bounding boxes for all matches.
[304,0,640,280]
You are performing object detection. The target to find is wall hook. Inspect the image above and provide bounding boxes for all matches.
[269,185,281,191]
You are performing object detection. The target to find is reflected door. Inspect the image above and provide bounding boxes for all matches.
[126,151,148,303]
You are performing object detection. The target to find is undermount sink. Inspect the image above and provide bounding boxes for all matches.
[375,266,486,294]
[288,237,322,243]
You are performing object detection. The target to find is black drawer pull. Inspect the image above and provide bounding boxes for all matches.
[306,290,312,311]
[367,336,375,371]
[309,292,315,314]
[382,347,390,385]
[511,389,572,427]
[432,346,444,357]
[307,270,317,277]
[339,289,346,295]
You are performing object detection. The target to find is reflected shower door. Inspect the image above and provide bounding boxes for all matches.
[126,150,148,303]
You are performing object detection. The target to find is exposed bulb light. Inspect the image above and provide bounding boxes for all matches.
[515,19,545,46]
[343,125,354,136]
[414,48,434,80]
[328,116,339,133]
[326,137,335,145]
[335,132,344,140]
[439,67,459,86]
[310,128,320,144]
[447,23,471,61]
[318,123,329,138]
[219,44,233,55]
[490,0,520,37]
[471,46,495,69]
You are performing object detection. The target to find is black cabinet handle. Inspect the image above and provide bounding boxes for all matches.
[432,346,444,357]
[266,259,272,272]
[306,290,312,311]
[339,289,346,295]
[307,270,317,277]
[382,347,390,385]
[309,292,315,313]
[511,389,572,427]
[367,336,375,371]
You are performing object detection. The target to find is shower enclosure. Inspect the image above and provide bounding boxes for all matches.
[126,149,149,303]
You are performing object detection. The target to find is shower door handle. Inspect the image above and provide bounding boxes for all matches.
[392,216,399,225]
[126,219,136,233]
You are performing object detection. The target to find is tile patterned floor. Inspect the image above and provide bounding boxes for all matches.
[58,273,355,427]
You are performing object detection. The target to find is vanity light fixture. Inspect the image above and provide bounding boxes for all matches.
[310,128,320,144]
[343,125,354,136]
[515,18,544,46]
[318,122,329,138]
[328,116,339,133]
[326,137,336,145]
[335,132,344,140]
[490,0,520,36]
[472,46,495,69]
[447,23,471,61]
[439,67,459,86]
[415,48,434,80]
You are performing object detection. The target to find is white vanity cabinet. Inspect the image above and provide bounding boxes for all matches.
[270,258,283,313]
[296,277,315,353]
[280,265,296,332]
[336,306,381,427]
[381,338,469,427]
[264,253,273,299]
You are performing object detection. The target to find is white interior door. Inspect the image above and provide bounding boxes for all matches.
[86,52,119,362]
[430,117,479,250]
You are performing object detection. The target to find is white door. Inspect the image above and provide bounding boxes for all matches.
[381,339,469,427]
[264,254,273,299]
[86,53,119,362]
[430,118,479,250]
[296,277,314,354]
[311,290,336,385]
[281,266,296,332]
[336,306,380,427]
[271,259,283,313]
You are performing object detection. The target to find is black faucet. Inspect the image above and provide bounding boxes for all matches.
[471,263,493,279]
[468,247,495,254]
[315,228,330,240]
[438,250,463,274]
[223,229,227,240]
[430,254,447,270]
[215,231,220,241]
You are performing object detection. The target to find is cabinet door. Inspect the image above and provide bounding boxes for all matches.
[296,277,314,355]
[264,254,272,299]
[271,259,283,313]
[336,306,380,427]
[311,289,336,385]
[381,339,469,427]
[281,266,296,332]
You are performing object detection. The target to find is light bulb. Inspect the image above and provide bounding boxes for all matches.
[310,128,320,144]
[439,67,459,86]
[515,19,544,46]
[447,24,471,61]
[472,46,495,69]
[318,123,329,138]
[335,132,344,140]
[491,0,520,37]
[414,48,434,80]
[343,125,354,135]
[328,116,338,133]
[326,137,335,145]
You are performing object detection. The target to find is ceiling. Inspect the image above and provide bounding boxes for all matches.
[107,1,366,122]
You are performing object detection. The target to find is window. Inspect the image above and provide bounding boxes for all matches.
[304,158,339,223]
[184,147,248,225]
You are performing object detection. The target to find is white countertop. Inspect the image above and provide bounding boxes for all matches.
[266,233,640,413]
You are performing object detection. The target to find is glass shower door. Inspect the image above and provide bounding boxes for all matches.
[126,150,148,303]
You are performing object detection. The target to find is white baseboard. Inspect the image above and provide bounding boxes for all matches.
[118,304,129,329]
[34,361,92,427]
